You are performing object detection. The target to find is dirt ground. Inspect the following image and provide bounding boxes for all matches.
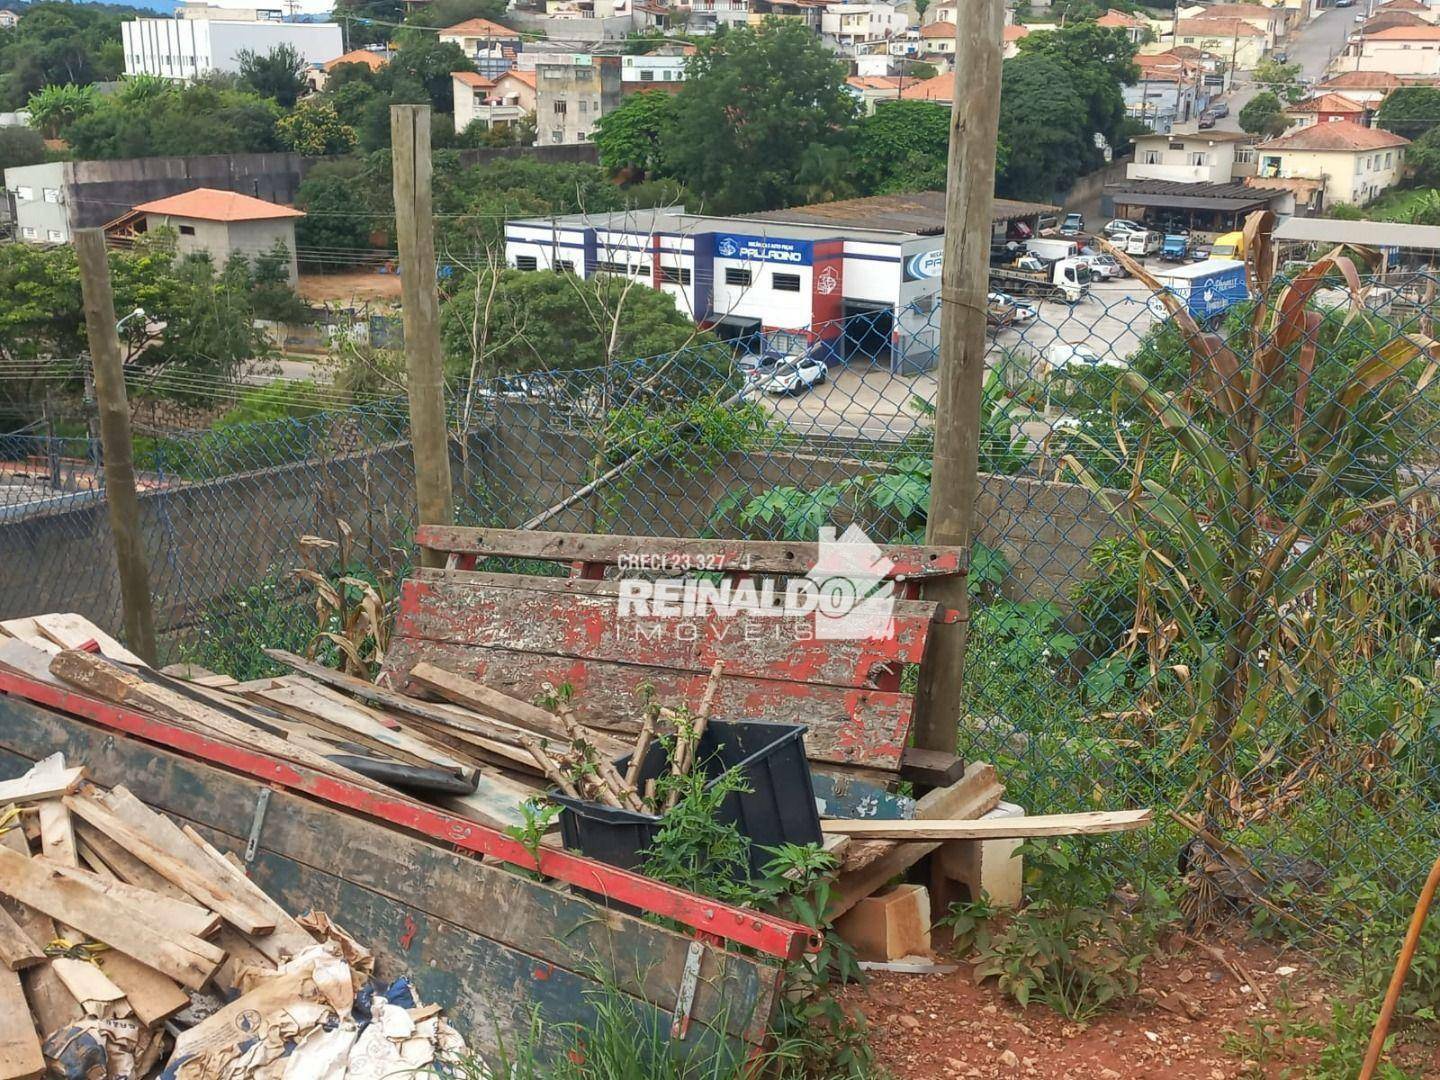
[842,931,1440,1079]
[297,270,402,305]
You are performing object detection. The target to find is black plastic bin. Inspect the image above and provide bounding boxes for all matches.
[552,719,822,880]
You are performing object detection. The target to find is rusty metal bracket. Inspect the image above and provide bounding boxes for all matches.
[670,939,706,1040]
[244,788,272,865]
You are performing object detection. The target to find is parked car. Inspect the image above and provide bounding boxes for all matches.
[1198,112,1217,129]
[1104,218,1143,239]
[758,355,827,395]
[1045,342,1128,372]
[1335,0,1353,7]
[988,290,1037,322]
[1060,212,1084,236]
[1272,50,1288,62]
[1209,101,1230,118]
[1086,253,1128,279]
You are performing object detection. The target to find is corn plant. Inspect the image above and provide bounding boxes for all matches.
[1077,212,1438,838]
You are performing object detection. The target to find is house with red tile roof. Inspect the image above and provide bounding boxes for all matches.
[1357,25,1440,75]
[451,69,537,135]
[1095,8,1153,43]
[438,17,521,69]
[132,188,305,284]
[1173,17,1268,68]
[1285,92,1371,128]
[1256,121,1410,207]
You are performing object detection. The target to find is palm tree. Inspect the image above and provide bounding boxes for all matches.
[25,83,97,140]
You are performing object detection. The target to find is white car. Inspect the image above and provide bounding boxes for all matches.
[759,355,828,394]
[988,291,1038,322]
[1085,253,1127,279]
[1045,343,1129,372]
[1103,219,1143,239]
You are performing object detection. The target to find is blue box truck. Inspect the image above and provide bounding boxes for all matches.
[1148,259,1248,320]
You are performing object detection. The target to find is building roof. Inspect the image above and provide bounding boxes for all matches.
[1286,92,1368,114]
[323,48,386,72]
[452,71,496,88]
[1106,178,1283,210]
[1317,70,1406,90]
[847,75,904,90]
[1364,11,1431,30]
[919,20,954,37]
[1175,17,1267,36]
[1258,120,1409,151]
[1365,24,1440,39]
[1377,0,1430,12]
[439,17,518,37]
[740,190,1061,233]
[133,188,304,222]
[1095,7,1149,27]
[1274,215,1440,250]
[897,73,953,102]
[1003,23,1031,41]
[1134,128,1253,143]
[1186,3,1278,19]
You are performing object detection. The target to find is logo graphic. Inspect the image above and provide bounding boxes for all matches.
[816,265,839,296]
[904,249,944,281]
[716,236,739,258]
[805,524,896,641]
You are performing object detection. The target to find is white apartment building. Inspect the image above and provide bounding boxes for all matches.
[1354,26,1440,76]
[819,4,907,55]
[121,18,342,80]
[1127,131,1253,184]
[687,0,748,32]
[620,53,689,87]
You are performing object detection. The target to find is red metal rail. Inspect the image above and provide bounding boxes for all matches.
[0,671,821,961]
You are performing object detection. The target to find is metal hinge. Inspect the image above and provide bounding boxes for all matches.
[244,788,272,865]
[670,939,706,1040]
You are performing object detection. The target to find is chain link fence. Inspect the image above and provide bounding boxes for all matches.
[3,256,1439,949]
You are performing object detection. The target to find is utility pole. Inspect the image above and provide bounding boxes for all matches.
[391,103,454,568]
[912,0,1005,754]
[74,229,158,666]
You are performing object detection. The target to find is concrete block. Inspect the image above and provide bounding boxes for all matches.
[833,883,932,962]
[936,801,1026,909]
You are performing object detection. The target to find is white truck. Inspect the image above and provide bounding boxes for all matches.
[1121,230,1162,257]
[1026,237,1081,262]
[990,254,1092,304]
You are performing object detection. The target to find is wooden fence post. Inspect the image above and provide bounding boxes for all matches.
[391,103,455,568]
[74,229,158,666]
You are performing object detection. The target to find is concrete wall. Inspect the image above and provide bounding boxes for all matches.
[0,414,1122,651]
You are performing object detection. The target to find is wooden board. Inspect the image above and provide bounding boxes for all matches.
[819,810,1153,839]
[47,859,220,939]
[50,956,126,1012]
[31,613,145,666]
[395,577,935,689]
[414,526,968,580]
[0,848,221,990]
[0,829,82,1034]
[0,965,44,1080]
[0,694,785,1057]
[0,639,63,684]
[405,662,573,739]
[383,637,914,772]
[72,821,198,905]
[0,904,44,970]
[96,951,191,1026]
[0,767,85,805]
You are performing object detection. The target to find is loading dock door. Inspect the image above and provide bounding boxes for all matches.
[713,315,764,354]
[841,302,893,365]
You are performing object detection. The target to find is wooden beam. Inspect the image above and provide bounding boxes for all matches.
[820,810,1153,840]
[0,966,44,1080]
[407,661,569,739]
[0,848,221,989]
[0,767,86,806]
[0,905,44,971]
[31,613,144,667]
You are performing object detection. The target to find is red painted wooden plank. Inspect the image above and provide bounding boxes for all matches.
[415,526,967,580]
[0,671,820,961]
[382,637,912,771]
[396,578,933,689]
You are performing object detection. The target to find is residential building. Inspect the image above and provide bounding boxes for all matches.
[533,54,621,145]
[1374,0,1438,21]
[1127,54,1208,131]
[0,10,18,29]
[309,47,387,91]
[1285,92,1371,127]
[847,74,906,114]
[819,4,907,55]
[452,69,537,133]
[1314,69,1409,106]
[130,188,304,284]
[1255,121,1409,208]
[686,0,749,33]
[1354,26,1440,76]
[1002,23,1030,57]
[1172,18,1268,69]
[5,152,311,246]
[437,18,521,77]
[620,50,690,93]
[1178,3,1285,44]
[121,18,342,80]
[898,72,955,105]
[1128,130,1253,184]
[1095,7,1153,44]
[917,20,958,60]
[1363,10,1432,36]
[503,192,1060,373]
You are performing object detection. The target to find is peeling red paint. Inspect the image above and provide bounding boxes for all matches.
[399,914,418,949]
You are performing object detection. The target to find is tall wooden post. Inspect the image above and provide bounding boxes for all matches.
[912,0,1005,753]
[74,229,158,665]
[391,103,454,568]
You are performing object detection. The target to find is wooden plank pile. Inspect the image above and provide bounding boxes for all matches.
[0,753,465,1080]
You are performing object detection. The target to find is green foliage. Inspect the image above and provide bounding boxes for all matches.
[1012,22,1137,161]
[276,97,358,156]
[294,158,378,265]
[1238,90,1289,138]
[25,81,96,137]
[0,1,129,109]
[641,763,755,905]
[662,21,857,213]
[401,0,508,29]
[330,0,403,47]
[237,43,307,108]
[1251,58,1305,104]
[996,53,1092,199]
[593,89,678,176]
[320,38,475,150]
[1404,128,1440,188]
[1375,85,1440,140]
[63,75,283,159]
[0,125,47,173]
[503,800,561,870]
[853,99,949,195]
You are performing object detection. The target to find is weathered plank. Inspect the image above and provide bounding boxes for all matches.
[405,662,572,740]
[415,526,968,580]
[383,637,913,771]
[0,767,86,805]
[31,613,145,666]
[396,577,935,689]
[0,904,44,970]
[0,695,783,1053]
[820,810,1153,839]
[0,830,82,1034]
[0,965,44,1080]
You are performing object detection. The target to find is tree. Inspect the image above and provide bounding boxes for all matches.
[997,53,1091,199]
[294,159,379,267]
[1251,58,1305,104]
[25,82,96,137]
[1015,23,1138,159]
[0,126,46,173]
[237,43,308,109]
[1403,126,1440,187]
[61,76,283,159]
[330,0,402,47]
[277,98,358,155]
[403,0,508,28]
[1375,85,1440,140]
[384,37,474,113]
[853,99,949,194]
[663,21,856,213]
[593,89,678,176]
[0,1,127,108]
[1238,90,1290,138]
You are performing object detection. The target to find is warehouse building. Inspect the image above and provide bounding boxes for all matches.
[503,192,1058,373]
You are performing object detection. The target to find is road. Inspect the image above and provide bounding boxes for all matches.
[1215,3,1357,130]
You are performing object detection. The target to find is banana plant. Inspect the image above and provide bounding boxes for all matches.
[1073,212,1438,826]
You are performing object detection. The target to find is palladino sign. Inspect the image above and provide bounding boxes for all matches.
[904,249,943,281]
